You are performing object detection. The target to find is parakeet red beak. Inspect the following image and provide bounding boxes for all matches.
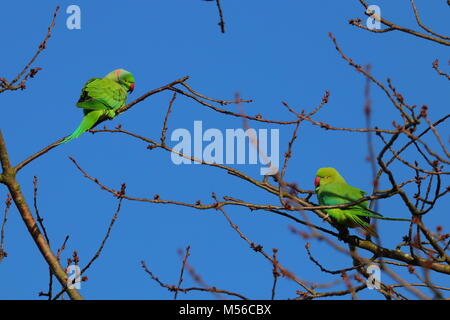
[314,176,320,187]
[129,83,134,93]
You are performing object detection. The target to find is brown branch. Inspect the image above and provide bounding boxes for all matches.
[329,32,413,123]
[280,121,300,180]
[174,246,190,300]
[377,133,448,176]
[409,0,450,41]
[351,0,450,46]
[161,93,177,146]
[305,242,360,275]
[33,176,50,245]
[432,59,450,81]
[0,6,60,93]
[215,0,226,33]
[282,99,399,134]
[0,193,11,262]
[32,176,54,300]
[0,130,83,300]
[56,235,70,263]
[271,248,280,300]
[81,188,126,274]
[297,284,367,300]
[204,0,226,33]
[168,86,298,125]
[212,193,316,294]
[141,260,247,299]
[53,192,126,300]
[400,125,450,165]
[376,131,421,216]
[292,225,429,299]
[423,115,450,160]
[375,114,450,184]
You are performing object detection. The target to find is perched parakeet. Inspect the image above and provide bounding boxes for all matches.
[315,167,382,237]
[60,69,135,144]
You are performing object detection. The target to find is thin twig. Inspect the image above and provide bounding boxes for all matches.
[53,189,126,300]
[33,176,54,299]
[0,6,60,93]
[174,246,191,300]
[161,93,177,146]
[0,194,12,262]
[350,0,450,46]
[141,260,247,299]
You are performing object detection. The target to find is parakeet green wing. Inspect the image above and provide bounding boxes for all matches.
[76,78,127,111]
[317,182,378,236]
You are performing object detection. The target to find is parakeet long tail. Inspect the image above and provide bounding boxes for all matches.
[60,110,104,144]
[350,207,411,222]
[352,215,379,238]
[340,208,409,238]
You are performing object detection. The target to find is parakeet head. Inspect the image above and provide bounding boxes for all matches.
[314,167,345,191]
[105,69,135,93]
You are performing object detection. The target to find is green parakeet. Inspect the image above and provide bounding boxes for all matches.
[60,69,135,144]
[314,167,408,237]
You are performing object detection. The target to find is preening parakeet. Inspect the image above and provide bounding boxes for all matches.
[60,69,135,144]
[314,167,409,237]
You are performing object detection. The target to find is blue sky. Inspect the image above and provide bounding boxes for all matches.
[0,1,448,299]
